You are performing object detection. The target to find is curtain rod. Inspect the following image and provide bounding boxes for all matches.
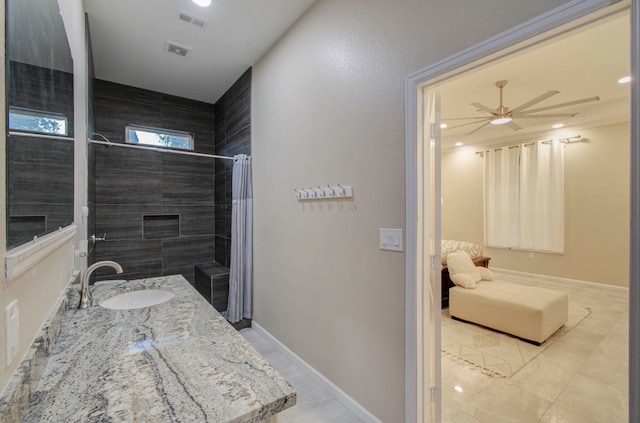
[474,135,582,156]
[88,139,236,160]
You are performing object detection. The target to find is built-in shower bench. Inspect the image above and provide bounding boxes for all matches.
[195,261,230,313]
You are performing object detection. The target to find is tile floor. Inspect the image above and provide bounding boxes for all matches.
[240,327,365,423]
[242,271,629,423]
[442,270,629,423]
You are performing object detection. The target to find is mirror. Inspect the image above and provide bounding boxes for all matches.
[6,0,75,249]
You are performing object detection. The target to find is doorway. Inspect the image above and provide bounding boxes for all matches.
[404,1,639,422]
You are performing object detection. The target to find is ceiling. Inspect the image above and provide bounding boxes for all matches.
[84,0,317,104]
[437,12,630,150]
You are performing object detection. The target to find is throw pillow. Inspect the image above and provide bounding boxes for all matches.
[450,273,477,289]
[447,251,481,289]
[477,266,493,281]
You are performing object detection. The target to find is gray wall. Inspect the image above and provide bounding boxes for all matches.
[8,61,74,136]
[7,62,74,249]
[90,70,251,283]
[91,79,216,283]
[7,135,74,248]
[214,68,252,267]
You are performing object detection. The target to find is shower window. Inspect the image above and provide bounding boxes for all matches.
[9,107,68,136]
[126,125,194,150]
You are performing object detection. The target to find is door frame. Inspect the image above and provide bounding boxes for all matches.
[404,1,639,421]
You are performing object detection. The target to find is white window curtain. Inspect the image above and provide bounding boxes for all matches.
[227,154,253,323]
[484,139,564,253]
[484,146,521,248]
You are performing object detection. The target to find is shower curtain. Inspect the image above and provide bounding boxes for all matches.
[227,154,253,323]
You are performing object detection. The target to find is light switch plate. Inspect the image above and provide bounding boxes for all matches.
[5,300,19,367]
[379,228,403,252]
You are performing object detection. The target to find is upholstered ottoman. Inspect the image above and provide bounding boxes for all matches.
[449,280,569,345]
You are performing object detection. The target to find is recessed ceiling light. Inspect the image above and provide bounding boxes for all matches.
[455,142,464,147]
[552,123,564,129]
[192,0,211,7]
[618,76,631,84]
[440,123,448,129]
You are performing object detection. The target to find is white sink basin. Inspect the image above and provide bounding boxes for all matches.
[100,289,175,310]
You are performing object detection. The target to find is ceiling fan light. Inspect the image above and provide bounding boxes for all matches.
[491,116,512,125]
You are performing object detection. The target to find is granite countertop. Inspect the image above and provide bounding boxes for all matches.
[22,275,295,422]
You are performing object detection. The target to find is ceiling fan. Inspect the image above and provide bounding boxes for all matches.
[444,80,600,135]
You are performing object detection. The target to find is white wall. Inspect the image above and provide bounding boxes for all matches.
[442,122,630,287]
[0,0,86,392]
[252,0,572,420]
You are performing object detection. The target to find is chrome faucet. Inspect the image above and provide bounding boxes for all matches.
[78,260,123,309]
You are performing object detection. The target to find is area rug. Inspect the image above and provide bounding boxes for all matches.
[441,303,590,378]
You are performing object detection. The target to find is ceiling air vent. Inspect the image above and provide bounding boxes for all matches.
[165,41,191,58]
[191,18,206,28]
[178,11,207,29]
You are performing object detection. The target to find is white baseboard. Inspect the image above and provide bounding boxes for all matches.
[492,267,629,292]
[251,321,383,423]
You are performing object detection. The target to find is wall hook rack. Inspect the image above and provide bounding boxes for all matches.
[295,185,353,201]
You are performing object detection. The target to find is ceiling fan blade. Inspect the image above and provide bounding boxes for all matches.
[516,96,600,115]
[510,90,560,113]
[443,116,492,121]
[470,102,497,115]
[513,113,578,118]
[505,121,522,131]
[467,121,491,135]
[446,119,491,130]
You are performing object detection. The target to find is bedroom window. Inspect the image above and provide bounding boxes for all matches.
[125,125,194,150]
[483,139,565,253]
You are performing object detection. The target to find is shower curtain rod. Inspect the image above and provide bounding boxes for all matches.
[88,138,236,160]
[474,135,581,156]
[9,131,74,142]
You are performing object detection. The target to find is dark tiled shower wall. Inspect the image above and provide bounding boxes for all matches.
[6,62,75,249]
[91,80,216,284]
[93,80,215,154]
[8,62,74,136]
[6,135,74,249]
[214,68,252,267]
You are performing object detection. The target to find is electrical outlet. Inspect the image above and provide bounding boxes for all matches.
[5,300,19,367]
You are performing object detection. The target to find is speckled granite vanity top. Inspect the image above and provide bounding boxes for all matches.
[22,275,295,422]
